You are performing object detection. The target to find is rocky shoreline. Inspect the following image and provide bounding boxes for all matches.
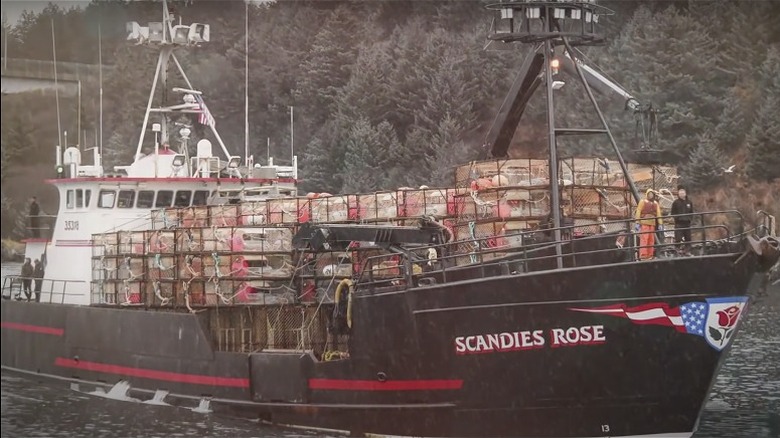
[1,240,24,263]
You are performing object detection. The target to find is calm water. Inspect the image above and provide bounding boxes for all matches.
[2,262,779,437]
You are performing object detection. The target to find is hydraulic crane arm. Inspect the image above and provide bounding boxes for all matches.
[558,49,658,150]
[558,52,640,111]
[292,220,446,253]
[485,46,545,158]
[486,45,658,158]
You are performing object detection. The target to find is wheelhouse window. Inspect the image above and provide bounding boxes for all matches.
[85,190,92,208]
[136,190,155,209]
[192,190,210,206]
[174,190,192,207]
[155,190,173,208]
[98,190,116,208]
[66,190,75,209]
[76,189,84,208]
[117,190,135,208]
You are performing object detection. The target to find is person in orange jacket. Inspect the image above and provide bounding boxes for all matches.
[634,189,663,260]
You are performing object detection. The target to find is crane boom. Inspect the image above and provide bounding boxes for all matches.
[558,49,657,151]
[559,52,640,112]
[486,46,657,159]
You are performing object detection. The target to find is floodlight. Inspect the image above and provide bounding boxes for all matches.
[148,22,164,42]
[172,25,190,45]
[126,22,149,43]
[188,24,210,44]
[172,154,186,167]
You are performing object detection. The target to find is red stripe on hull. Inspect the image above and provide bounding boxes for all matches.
[308,378,463,391]
[54,357,250,388]
[1,322,64,336]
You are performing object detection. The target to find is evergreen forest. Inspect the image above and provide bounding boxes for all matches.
[1,0,779,240]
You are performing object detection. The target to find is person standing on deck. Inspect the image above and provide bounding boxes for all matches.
[20,258,33,301]
[33,259,44,302]
[29,197,41,238]
[634,189,662,260]
[671,186,695,254]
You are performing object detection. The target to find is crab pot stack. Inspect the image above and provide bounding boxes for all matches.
[94,156,672,303]
[92,225,307,307]
[176,226,298,306]
[309,195,351,222]
[90,231,151,305]
[443,158,640,264]
[454,158,551,188]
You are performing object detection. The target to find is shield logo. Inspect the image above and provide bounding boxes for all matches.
[703,297,749,351]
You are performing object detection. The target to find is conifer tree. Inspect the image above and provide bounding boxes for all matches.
[684,135,726,190]
[426,115,475,186]
[296,6,362,118]
[2,112,37,165]
[712,87,748,153]
[301,136,337,194]
[745,49,780,182]
[340,118,402,193]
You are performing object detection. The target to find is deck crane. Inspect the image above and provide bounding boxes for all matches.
[556,50,658,154]
[485,47,659,161]
[557,49,658,155]
[484,39,661,203]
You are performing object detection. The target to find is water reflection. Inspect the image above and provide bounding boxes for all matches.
[695,292,780,438]
[1,373,323,438]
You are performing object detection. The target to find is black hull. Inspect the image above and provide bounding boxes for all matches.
[1,254,764,437]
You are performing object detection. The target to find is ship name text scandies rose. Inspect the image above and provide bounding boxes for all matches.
[454,325,606,354]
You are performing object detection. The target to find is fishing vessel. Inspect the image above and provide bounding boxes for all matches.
[2,2,778,437]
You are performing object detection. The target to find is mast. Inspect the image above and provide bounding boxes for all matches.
[98,20,103,159]
[51,19,62,150]
[485,1,614,268]
[129,0,224,165]
[244,0,250,166]
[543,37,563,266]
[290,106,294,161]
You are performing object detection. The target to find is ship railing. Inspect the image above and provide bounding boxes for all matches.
[756,210,776,237]
[25,213,57,240]
[1,275,86,304]
[354,210,750,291]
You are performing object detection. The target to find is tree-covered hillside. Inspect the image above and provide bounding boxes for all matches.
[1,0,779,238]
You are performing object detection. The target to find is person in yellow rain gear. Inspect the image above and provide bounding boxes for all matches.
[634,189,663,260]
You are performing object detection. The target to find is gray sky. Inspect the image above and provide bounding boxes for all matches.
[2,1,90,25]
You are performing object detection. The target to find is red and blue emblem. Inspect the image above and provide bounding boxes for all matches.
[570,296,748,351]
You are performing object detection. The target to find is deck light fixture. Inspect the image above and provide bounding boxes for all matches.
[126,22,149,44]
[188,24,210,44]
[172,154,186,169]
[550,58,560,75]
[172,25,190,45]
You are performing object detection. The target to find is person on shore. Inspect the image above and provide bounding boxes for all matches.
[20,258,33,301]
[634,189,662,260]
[33,259,44,303]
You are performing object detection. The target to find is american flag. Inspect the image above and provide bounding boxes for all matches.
[678,302,707,336]
[569,301,708,336]
[195,94,215,127]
